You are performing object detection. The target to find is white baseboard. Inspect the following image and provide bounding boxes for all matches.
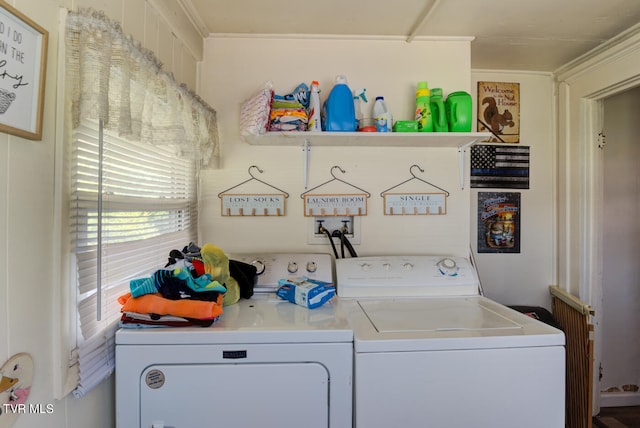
[600,391,640,407]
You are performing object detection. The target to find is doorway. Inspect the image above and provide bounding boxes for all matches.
[599,85,640,408]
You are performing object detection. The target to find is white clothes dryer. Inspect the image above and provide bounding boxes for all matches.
[116,253,352,428]
[336,255,565,428]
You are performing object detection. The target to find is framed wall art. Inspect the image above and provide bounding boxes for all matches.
[0,1,48,140]
[477,192,521,253]
[477,81,520,144]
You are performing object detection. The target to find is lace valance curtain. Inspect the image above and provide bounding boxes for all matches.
[65,8,218,165]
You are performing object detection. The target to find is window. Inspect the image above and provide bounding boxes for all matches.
[58,9,218,398]
[69,121,197,396]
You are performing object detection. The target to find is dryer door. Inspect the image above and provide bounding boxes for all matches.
[140,362,329,427]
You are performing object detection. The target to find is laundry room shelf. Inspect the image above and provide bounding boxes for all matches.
[243,131,492,148]
[243,131,492,190]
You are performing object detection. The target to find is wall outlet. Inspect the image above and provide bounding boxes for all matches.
[307,216,360,245]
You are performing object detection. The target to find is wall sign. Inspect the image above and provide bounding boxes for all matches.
[380,165,450,215]
[300,166,370,216]
[477,81,520,144]
[303,193,368,216]
[217,166,289,216]
[0,2,48,140]
[477,192,521,253]
[383,192,447,215]
[221,193,286,216]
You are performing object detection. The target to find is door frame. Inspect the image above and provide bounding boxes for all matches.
[555,24,640,415]
[595,85,640,410]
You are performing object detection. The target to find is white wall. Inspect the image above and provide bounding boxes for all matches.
[471,71,557,307]
[0,1,201,427]
[0,0,633,425]
[199,35,476,258]
[601,86,640,397]
[198,36,557,309]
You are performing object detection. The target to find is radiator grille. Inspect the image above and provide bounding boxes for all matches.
[550,285,595,428]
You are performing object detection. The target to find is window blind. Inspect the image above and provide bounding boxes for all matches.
[70,121,197,397]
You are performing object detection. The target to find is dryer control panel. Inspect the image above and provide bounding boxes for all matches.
[335,255,480,298]
[229,253,333,293]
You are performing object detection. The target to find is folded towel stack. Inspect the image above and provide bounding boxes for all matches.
[269,99,308,131]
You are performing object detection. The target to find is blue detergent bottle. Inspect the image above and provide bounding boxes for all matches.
[322,75,357,132]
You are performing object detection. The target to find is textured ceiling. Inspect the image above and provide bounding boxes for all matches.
[180,0,640,72]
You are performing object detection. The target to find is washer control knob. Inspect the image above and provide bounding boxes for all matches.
[403,262,414,270]
[287,261,299,273]
[306,261,317,273]
[361,263,371,271]
[437,258,459,276]
[252,259,266,275]
[383,263,391,271]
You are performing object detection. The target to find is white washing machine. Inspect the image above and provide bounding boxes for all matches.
[336,255,565,428]
[116,253,352,428]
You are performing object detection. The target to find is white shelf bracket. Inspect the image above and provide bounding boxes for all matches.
[302,139,310,189]
[457,139,480,190]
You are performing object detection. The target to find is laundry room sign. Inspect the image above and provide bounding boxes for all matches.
[303,194,368,216]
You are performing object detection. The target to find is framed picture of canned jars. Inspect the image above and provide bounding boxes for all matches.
[477,81,520,144]
[0,1,48,140]
[477,192,520,253]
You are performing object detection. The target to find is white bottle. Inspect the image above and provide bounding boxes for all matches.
[308,80,322,132]
[353,88,369,127]
[372,96,392,132]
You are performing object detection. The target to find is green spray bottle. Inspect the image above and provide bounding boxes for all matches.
[415,81,433,132]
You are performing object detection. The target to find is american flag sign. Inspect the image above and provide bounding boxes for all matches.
[470,145,530,189]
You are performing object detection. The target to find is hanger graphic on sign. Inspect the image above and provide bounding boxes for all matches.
[380,165,450,197]
[300,165,371,198]
[218,165,289,198]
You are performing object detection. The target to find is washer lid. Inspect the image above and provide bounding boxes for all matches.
[344,296,564,352]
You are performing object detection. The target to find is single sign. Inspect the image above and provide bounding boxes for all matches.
[383,193,447,215]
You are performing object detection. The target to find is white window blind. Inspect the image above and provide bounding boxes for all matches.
[70,121,197,397]
[61,8,216,398]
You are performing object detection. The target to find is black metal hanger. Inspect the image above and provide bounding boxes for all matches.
[300,165,371,198]
[380,164,450,197]
[218,165,289,198]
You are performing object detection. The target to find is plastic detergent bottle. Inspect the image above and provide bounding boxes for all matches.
[415,81,433,132]
[372,96,392,132]
[307,81,322,132]
[322,75,356,132]
[445,91,473,132]
[430,87,448,132]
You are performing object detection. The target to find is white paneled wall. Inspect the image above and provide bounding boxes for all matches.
[471,71,556,307]
[197,36,557,310]
[4,0,633,426]
[0,1,201,427]
[199,35,476,257]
